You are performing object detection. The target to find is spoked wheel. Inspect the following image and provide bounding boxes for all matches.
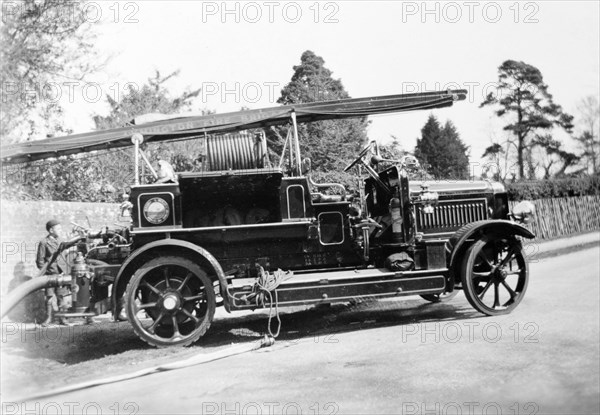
[461,236,528,316]
[125,256,216,347]
[420,290,459,303]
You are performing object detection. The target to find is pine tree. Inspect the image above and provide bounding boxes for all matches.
[480,60,574,179]
[414,115,470,180]
[273,50,369,173]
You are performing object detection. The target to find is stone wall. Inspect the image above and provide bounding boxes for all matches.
[1,200,119,294]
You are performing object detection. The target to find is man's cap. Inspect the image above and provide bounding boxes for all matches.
[46,219,60,231]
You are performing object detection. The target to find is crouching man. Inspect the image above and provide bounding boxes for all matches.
[36,219,70,326]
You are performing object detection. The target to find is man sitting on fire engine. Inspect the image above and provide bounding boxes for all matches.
[156,158,177,183]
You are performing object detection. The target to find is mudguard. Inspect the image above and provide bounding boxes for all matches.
[111,239,230,315]
[446,220,535,273]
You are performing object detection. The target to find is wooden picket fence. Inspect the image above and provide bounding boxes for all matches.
[509,195,600,240]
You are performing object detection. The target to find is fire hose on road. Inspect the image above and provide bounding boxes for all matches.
[2,236,278,403]
[4,270,278,404]
[14,335,275,403]
[0,236,84,321]
[1,274,71,320]
[1,233,286,403]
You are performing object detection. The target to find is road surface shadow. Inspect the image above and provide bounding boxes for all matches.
[202,295,483,348]
[1,294,483,365]
[0,294,489,399]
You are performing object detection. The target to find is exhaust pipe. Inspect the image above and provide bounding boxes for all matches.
[1,275,71,320]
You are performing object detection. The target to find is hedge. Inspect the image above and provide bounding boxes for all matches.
[506,175,600,201]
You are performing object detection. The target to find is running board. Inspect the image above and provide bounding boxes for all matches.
[229,268,448,310]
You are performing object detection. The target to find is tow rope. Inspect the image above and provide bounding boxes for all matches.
[253,267,291,338]
[229,266,291,338]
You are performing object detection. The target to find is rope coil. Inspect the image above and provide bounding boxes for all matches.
[253,266,291,338]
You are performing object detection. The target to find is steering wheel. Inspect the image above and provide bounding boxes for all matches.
[344,141,376,172]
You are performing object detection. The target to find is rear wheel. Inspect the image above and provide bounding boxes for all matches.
[125,256,216,347]
[461,236,528,316]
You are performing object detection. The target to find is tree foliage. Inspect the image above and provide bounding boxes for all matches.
[272,50,369,173]
[480,60,574,179]
[90,70,204,193]
[506,175,600,200]
[2,71,203,202]
[1,0,101,143]
[93,70,201,130]
[574,95,600,174]
[531,134,581,178]
[378,135,410,162]
[414,115,470,180]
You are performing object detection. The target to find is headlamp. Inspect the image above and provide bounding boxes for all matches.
[512,200,536,224]
[143,197,170,225]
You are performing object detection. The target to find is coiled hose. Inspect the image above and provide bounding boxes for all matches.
[207,134,266,170]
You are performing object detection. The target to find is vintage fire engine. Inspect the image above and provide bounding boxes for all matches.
[1,90,535,347]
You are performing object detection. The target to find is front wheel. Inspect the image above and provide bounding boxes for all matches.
[461,236,528,316]
[125,256,216,347]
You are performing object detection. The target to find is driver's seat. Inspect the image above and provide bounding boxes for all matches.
[302,158,347,203]
[311,192,346,203]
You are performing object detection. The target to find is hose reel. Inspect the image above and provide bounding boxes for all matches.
[205,132,269,171]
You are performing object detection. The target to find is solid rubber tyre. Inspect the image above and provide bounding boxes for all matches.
[461,237,528,316]
[125,256,216,347]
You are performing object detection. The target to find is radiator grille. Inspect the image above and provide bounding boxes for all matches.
[415,198,488,232]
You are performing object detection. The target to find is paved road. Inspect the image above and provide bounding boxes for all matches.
[6,246,600,415]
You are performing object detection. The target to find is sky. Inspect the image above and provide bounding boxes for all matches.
[56,0,599,171]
